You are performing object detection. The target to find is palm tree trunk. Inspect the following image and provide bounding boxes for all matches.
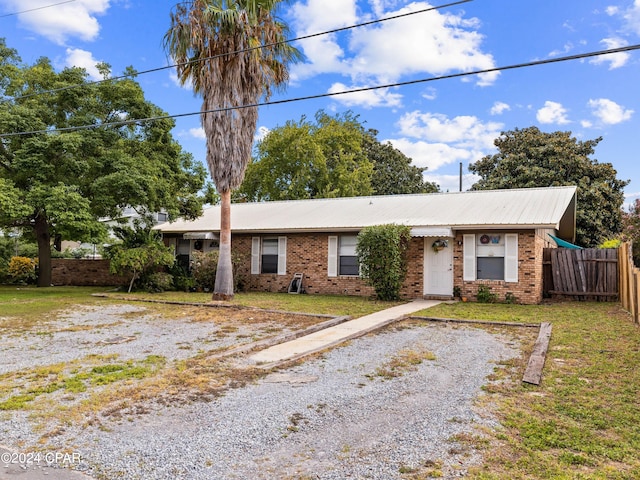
[213,188,234,300]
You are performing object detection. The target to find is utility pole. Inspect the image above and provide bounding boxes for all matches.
[459,162,462,192]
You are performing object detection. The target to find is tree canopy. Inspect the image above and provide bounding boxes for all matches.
[236,110,437,202]
[469,126,629,247]
[0,38,211,286]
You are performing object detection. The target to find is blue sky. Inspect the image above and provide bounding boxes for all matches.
[1,0,639,206]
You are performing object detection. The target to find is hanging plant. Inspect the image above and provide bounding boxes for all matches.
[432,239,448,252]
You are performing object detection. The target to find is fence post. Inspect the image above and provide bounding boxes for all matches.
[619,244,629,311]
[635,269,640,324]
[629,244,637,322]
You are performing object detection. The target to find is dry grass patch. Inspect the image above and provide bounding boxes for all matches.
[0,298,329,440]
[366,347,436,381]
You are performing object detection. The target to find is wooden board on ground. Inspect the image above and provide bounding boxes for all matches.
[522,322,552,385]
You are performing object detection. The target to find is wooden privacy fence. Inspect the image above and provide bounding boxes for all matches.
[544,248,618,301]
[618,242,640,324]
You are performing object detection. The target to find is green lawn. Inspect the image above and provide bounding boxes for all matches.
[423,301,640,480]
[98,290,404,317]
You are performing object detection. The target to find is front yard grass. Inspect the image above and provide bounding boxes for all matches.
[422,301,640,480]
[100,290,404,317]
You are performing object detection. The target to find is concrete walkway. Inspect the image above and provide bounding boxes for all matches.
[248,299,440,367]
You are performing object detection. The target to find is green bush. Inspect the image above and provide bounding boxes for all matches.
[356,224,411,301]
[190,250,247,292]
[108,242,175,293]
[140,272,174,293]
[476,284,497,303]
[191,250,218,291]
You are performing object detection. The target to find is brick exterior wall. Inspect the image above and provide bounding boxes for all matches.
[233,233,376,297]
[452,230,547,305]
[232,230,548,304]
[51,259,129,287]
[51,230,550,303]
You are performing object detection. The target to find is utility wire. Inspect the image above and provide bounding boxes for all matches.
[0,0,77,18]
[1,43,638,138]
[6,0,472,102]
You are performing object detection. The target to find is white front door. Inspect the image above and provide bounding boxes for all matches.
[424,237,453,296]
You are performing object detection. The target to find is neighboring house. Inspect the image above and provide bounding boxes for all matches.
[61,208,169,258]
[155,186,577,304]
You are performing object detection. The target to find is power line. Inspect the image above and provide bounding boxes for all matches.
[6,0,472,102]
[0,0,77,18]
[1,43,637,138]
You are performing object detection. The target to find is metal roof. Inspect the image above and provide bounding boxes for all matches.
[156,186,577,239]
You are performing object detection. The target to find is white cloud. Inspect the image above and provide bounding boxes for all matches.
[396,111,502,151]
[619,0,640,35]
[255,126,270,142]
[424,172,480,193]
[65,48,102,81]
[421,87,437,101]
[9,0,110,45]
[548,42,574,58]
[189,127,206,140]
[537,101,570,125]
[590,38,630,69]
[588,98,634,124]
[490,102,510,116]
[387,138,476,171]
[290,1,498,91]
[289,0,357,82]
[384,111,502,174]
[327,83,403,108]
[346,3,497,86]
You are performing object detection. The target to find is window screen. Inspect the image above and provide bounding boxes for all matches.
[261,238,278,274]
[477,257,504,280]
[339,235,359,276]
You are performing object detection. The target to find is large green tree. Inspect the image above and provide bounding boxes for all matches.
[469,127,629,247]
[237,110,437,201]
[0,39,210,286]
[164,0,301,299]
[238,111,373,201]
[364,129,439,195]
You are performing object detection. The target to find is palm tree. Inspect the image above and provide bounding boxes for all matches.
[164,0,301,299]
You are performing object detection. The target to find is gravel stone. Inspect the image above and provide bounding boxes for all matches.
[0,304,523,479]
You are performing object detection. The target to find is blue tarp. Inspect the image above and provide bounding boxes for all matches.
[548,234,582,249]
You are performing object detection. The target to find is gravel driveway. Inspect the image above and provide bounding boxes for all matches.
[0,302,523,479]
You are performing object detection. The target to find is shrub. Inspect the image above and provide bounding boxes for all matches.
[191,250,219,291]
[476,284,497,303]
[599,238,621,249]
[356,224,411,301]
[108,242,175,293]
[140,272,174,293]
[190,250,246,292]
[504,292,518,304]
[8,256,38,284]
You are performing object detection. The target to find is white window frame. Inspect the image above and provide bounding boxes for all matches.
[328,234,359,277]
[463,233,518,283]
[251,236,287,275]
